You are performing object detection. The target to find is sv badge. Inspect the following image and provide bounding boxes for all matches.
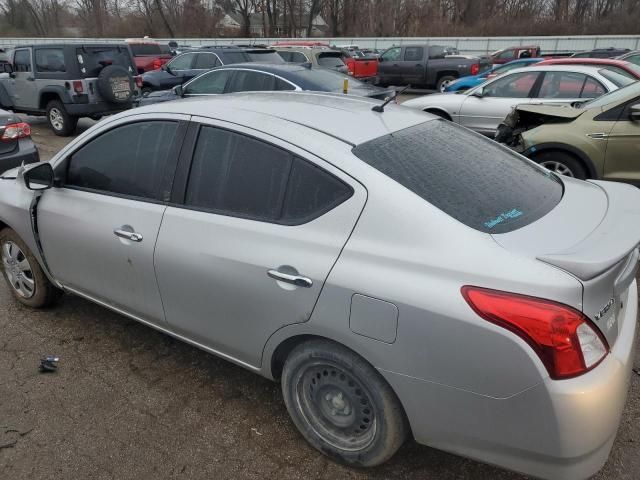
[594,298,615,321]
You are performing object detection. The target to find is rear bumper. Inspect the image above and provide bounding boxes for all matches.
[64,101,133,116]
[382,280,638,480]
[0,138,39,173]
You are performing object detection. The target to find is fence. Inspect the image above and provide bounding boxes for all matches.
[1,35,640,55]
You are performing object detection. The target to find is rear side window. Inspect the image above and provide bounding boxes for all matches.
[227,71,276,92]
[13,49,31,72]
[221,51,251,64]
[194,53,220,69]
[352,121,562,234]
[537,71,588,99]
[246,51,285,64]
[279,51,308,63]
[275,78,296,91]
[66,121,178,200]
[185,126,352,223]
[76,47,134,77]
[404,47,423,61]
[35,48,66,72]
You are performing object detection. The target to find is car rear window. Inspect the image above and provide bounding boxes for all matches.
[598,68,635,88]
[293,68,366,91]
[316,52,346,68]
[129,44,162,56]
[76,46,134,77]
[352,120,563,234]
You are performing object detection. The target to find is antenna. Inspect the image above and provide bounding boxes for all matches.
[372,85,411,113]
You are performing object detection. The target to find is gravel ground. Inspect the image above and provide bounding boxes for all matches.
[0,118,638,480]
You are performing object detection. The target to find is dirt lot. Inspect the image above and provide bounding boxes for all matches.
[0,120,638,480]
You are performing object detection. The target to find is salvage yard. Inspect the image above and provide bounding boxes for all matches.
[0,119,638,480]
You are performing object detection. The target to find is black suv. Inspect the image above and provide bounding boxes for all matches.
[140,46,284,93]
[0,43,140,136]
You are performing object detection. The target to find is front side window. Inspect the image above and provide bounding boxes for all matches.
[352,120,562,234]
[185,126,352,223]
[381,48,401,62]
[66,121,179,200]
[496,50,515,60]
[168,53,195,70]
[194,53,220,69]
[404,47,424,61]
[227,70,276,92]
[13,50,31,72]
[35,48,66,73]
[185,70,231,95]
[482,71,540,98]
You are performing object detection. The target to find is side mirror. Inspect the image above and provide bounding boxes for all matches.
[470,87,484,98]
[173,84,184,97]
[23,162,54,191]
[630,104,640,121]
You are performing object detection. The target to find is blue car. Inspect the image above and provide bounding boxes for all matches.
[444,58,544,92]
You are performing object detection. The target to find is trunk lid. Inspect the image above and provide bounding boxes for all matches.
[493,177,640,347]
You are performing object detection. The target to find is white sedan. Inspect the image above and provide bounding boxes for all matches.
[402,65,634,136]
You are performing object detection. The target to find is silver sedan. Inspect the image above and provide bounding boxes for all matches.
[402,64,633,135]
[0,92,638,479]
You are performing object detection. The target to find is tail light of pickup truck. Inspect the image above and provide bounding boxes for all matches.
[134,76,143,88]
[470,63,480,75]
[152,59,164,70]
[1,122,31,141]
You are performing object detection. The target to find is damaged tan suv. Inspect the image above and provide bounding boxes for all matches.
[496,82,640,182]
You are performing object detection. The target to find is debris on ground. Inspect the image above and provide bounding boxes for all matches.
[39,355,60,373]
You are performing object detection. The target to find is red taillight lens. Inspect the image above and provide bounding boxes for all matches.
[72,80,83,93]
[470,63,480,75]
[461,286,609,379]
[152,59,163,70]
[134,76,143,88]
[1,122,31,141]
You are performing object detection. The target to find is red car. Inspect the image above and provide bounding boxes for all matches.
[340,49,378,81]
[490,46,541,64]
[536,57,640,79]
[126,38,172,74]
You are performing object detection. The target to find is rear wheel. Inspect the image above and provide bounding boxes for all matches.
[0,228,61,308]
[46,100,77,137]
[533,151,587,180]
[282,339,408,467]
[437,75,456,92]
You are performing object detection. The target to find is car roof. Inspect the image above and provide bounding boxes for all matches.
[538,58,631,66]
[507,64,618,74]
[210,62,310,74]
[134,92,431,146]
[11,43,128,49]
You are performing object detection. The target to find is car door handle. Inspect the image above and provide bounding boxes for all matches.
[587,132,608,139]
[114,228,143,242]
[267,269,313,288]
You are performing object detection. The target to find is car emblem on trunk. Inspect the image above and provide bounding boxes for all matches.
[594,298,615,321]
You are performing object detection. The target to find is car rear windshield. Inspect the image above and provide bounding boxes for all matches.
[246,50,285,64]
[293,68,366,91]
[76,47,134,77]
[598,68,635,87]
[352,120,563,234]
[129,44,162,56]
[316,52,346,68]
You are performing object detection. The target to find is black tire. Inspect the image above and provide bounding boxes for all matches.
[436,75,457,93]
[282,339,408,467]
[46,100,78,137]
[424,109,451,121]
[141,86,153,96]
[0,228,61,308]
[97,64,135,104]
[532,150,587,180]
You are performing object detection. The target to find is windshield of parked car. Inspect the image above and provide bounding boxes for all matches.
[293,68,366,91]
[76,46,135,77]
[352,120,563,234]
[578,81,640,109]
[129,44,162,56]
[598,68,635,88]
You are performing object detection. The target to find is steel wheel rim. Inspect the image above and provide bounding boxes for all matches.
[49,108,64,130]
[540,160,574,177]
[2,241,35,298]
[294,361,377,451]
[439,79,452,92]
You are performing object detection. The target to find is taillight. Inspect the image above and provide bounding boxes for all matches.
[152,59,163,70]
[1,122,31,141]
[470,63,480,75]
[461,286,609,379]
[72,80,83,93]
[134,76,143,88]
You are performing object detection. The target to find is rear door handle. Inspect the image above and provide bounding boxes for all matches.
[267,269,313,288]
[114,228,143,242]
[587,132,608,139]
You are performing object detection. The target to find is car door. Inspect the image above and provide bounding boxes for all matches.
[161,52,197,89]
[11,48,38,110]
[533,71,606,105]
[603,99,640,182]
[377,47,401,85]
[458,71,541,134]
[154,120,367,367]
[36,115,189,325]
[398,46,425,85]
